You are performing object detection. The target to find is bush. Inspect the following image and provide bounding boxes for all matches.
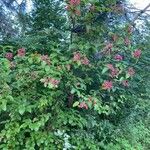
[0,25,149,149]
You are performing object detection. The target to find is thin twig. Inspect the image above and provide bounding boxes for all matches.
[130,3,150,25]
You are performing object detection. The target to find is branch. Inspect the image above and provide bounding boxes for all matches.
[130,3,150,25]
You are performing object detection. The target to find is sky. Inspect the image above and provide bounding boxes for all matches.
[130,0,150,9]
[17,0,32,12]
[129,0,150,26]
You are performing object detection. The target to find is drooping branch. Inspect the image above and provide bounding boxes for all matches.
[130,3,150,25]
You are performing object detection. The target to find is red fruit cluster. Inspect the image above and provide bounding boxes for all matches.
[107,64,119,78]
[66,0,81,16]
[88,97,97,106]
[133,49,141,58]
[81,57,90,65]
[40,77,60,88]
[73,52,81,61]
[69,0,80,6]
[73,52,90,65]
[127,67,135,77]
[17,48,26,57]
[111,68,119,78]
[124,38,131,46]
[107,64,114,70]
[122,80,129,87]
[41,55,51,65]
[114,54,123,61]
[102,81,113,90]
[5,52,13,60]
[78,102,88,109]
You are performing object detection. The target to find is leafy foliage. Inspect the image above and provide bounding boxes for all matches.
[0,0,150,149]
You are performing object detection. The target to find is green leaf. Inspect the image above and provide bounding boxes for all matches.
[69,44,78,51]
[1,101,7,111]
[19,106,25,115]
[102,67,109,74]
[73,101,79,107]
[45,66,50,72]
[41,61,47,67]
[119,77,124,81]
[28,58,33,64]
[126,74,130,79]
[71,88,76,94]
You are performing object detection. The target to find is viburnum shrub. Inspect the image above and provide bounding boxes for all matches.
[0,0,145,148]
[0,25,142,148]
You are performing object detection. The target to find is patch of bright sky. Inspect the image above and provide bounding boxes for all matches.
[17,0,32,12]
[130,0,150,9]
[129,0,150,27]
